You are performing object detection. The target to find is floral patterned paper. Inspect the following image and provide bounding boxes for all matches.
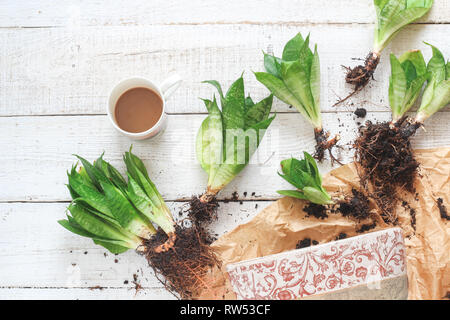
[227,228,406,300]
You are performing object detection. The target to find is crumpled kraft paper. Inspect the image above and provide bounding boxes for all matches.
[197,147,449,300]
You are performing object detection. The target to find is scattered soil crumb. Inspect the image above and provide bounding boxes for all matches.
[303,203,328,219]
[337,189,371,220]
[437,198,449,220]
[132,274,143,293]
[114,259,119,263]
[335,233,347,240]
[354,108,367,118]
[296,238,319,249]
[124,280,129,285]
[401,201,416,230]
[89,286,104,291]
[251,192,256,196]
[243,192,247,197]
[357,222,376,233]
[84,251,88,255]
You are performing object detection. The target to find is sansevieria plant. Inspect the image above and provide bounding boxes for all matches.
[255,33,340,162]
[59,149,217,299]
[277,152,333,205]
[354,43,449,222]
[190,75,275,222]
[344,0,433,95]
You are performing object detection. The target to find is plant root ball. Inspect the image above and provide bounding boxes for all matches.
[143,225,219,299]
[345,52,380,90]
[354,117,420,223]
[314,128,340,164]
[188,195,220,226]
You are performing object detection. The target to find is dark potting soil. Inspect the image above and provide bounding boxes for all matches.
[437,198,449,221]
[401,201,416,230]
[356,222,376,233]
[335,232,347,240]
[296,238,319,249]
[354,117,420,223]
[354,108,367,118]
[188,195,219,225]
[337,189,371,220]
[303,203,328,219]
[345,52,380,91]
[144,225,218,299]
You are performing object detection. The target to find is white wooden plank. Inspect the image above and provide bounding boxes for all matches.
[0,24,448,116]
[0,112,448,202]
[0,201,270,288]
[0,287,175,300]
[0,0,447,27]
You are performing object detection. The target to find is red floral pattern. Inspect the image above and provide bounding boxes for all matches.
[227,228,406,300]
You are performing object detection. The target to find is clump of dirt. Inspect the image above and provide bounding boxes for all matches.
[354,117,420,223]
[143,225,219,299]
[313,128,340,164]
[188,195,219,226]
[335,233,347,240]
[345,52,380,91]
[356,222,376,233]
[354,108,367,118]
[437,198,449,221]
[303,203,328,219]
[401,201,416,231]
[337,189,371,220]
[296,238,319,249]
[132,273,143,293]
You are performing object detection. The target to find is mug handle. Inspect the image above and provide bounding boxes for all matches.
[160,73,182,100]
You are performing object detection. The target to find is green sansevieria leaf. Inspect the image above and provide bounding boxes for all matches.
[417,43,450,121]
[196,98,223,184]
[263,53,282,78]
[60,151,176,254]
[277,152,333,205]
[282,33,306,61]
[389,51,428,121]
[197,76,275,193]
[221,76,246,131]
[373,0,433,53]
[256,33,322,129]
[277,189,309,201]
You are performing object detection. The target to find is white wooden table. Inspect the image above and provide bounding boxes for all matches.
[0,0,449,300]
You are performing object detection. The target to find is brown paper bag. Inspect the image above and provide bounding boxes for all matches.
[198,148,449,300]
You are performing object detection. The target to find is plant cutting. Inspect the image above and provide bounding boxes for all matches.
[59,149,217,299]
[277,152,373,223]
[189,75,275,223]
[254,33,340,162]
[277,152,333,205]
[340,0,433,103]
[355,43,449,223]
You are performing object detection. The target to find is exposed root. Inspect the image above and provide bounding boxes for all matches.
[314,128,341,164]
[345,52,380,91]
[188,194,219,227]
[333,52,380,107]
[143,225,220,299]
[354,116,420,223]
[154,232,176,253]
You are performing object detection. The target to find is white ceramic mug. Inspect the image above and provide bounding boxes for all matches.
[107,74,182,140]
